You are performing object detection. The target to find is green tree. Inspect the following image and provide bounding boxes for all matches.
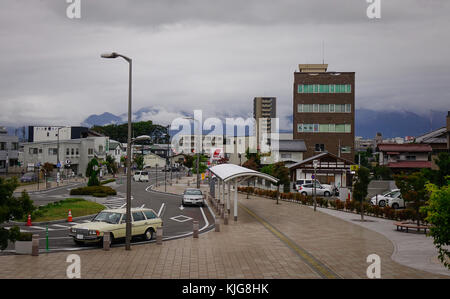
[245,148,261,169]
[261,162,290,204]
[105,155,118,175]
[352,167,371,221]
[242,157,259,198]
[86,158,100,186]
[192,155,208,174]
[0,177,35,250]
[134,155,144,170]
[435,152,450,187]
[394,172,429,227]
[373,165,393,180]
[183,155,194,169]
[421,182,450,269]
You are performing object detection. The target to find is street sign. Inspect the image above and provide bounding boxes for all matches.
[313,160,319,169]
[57,162,61,168]
[311,175,315,179]
[350,165,359,172]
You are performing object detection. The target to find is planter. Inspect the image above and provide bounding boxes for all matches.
[15,241,32,255]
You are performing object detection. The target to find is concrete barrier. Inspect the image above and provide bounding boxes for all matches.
[31,234,39,256]
[224,211,229,225]
[215,218,220,232]
[193,220,199,238]
[103,232,110,251]
[156,227,163,245]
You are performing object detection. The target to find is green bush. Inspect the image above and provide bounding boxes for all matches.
[100,179,116,185]
[70,186,117,197]
[17,232,33,242]
[92,193,107,198]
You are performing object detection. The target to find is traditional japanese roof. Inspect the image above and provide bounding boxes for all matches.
[377,143,432,153]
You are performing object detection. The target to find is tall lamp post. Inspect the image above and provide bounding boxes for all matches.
[101,52,134,250]
[184,117,201,188]
[313,159,318,212]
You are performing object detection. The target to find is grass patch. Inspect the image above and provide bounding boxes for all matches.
[22,198,105,222]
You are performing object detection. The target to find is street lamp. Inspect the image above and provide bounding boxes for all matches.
[313,159,318,212]
[101,51,134,250]
[184,117,201,189]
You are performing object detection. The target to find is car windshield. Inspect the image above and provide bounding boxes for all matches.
[185,189,202,195]
[93,212,122,224]
[141,172,148,175]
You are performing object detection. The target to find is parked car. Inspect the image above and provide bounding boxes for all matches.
[182,188,205,207]
[69,208,162,245]
[370,189,404,208]
[133,171,149,182]
[20,172,37,183]
[297,183,333,197]
[295,179,332,191]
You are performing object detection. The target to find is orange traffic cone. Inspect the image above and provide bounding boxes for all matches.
[26,214,32,226]
[67,210,73,222]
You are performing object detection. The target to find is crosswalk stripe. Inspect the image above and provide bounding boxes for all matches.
[51,224,71,228]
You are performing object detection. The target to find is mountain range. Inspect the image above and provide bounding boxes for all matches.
[80,108,447,139]
[4,108,447,140]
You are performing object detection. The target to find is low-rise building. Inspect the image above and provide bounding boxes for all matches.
[0,127,19,173]
[261,139,306,167]
[376,143,433,172]
[143,152,167,169]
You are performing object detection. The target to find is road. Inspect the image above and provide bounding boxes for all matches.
[2,171,215,253]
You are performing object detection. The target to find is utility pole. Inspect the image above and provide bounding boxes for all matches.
[313,159,318,212]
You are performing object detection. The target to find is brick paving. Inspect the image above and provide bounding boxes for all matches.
[0,176,447,279]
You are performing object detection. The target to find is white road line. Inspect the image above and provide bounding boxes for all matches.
[157,203,165,217]
[81,220,91,223]
[140,204,145,208]
[51,224,70,228]
[199,206,209,231]
[27,226,55,231]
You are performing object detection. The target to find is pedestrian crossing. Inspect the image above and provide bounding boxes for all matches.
[2,220,94,233]
[103,197,127,209]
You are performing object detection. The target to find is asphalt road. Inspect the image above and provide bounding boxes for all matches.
[2,171,215,253]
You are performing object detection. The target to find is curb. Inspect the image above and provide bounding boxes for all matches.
[7,214,98,226]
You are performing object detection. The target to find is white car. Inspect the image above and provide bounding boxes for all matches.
[370,189,404,208]
[298,183,333,197]
[182,188,205,207]
[295,179,332,191]
[133,171,149,182]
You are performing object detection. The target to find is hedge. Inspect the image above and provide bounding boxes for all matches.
[70,185,117,197]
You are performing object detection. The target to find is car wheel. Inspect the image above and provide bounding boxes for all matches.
[143,228,154,241]
[378,200,386,207]
[324,191,330,197]
[392,203,399,209]
[301,192,307,196]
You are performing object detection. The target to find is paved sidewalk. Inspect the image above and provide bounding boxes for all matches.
[309,206,450,276]
[0,177,447,279]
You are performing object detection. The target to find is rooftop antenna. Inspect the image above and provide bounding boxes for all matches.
[322,41,325,64]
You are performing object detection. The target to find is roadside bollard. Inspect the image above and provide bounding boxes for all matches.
[156,227,163,245]
[215,218,220,232]
[187,180,190,186]
[224,211,229,225]
[31,234,39,256]
[193,220,199,238]
[103,232,110,251]
[220,204,225,219]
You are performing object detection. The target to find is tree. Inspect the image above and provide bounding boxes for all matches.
[134,155,144,170]
[421,182,450,269]
[86,158,100,186]
[435,152,450,187]
[373,165,393,180]
[394,172,429,227]
[0,177,35,250]
[242,158,259,198]
[352,167,371,221]
[192,155,208,174]
[41,162,54,176]
[245,148,261,169]
[105,155,118,175]
[261,162,290,204]
[183,155,194,169]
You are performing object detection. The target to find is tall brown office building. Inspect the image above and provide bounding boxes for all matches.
[293,64,355,162]
[254,97,276,150]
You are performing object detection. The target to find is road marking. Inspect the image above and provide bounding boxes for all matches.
[25,226,55,231]
[3,227,32,233]
[140,204,145,208]
[157,203,165,217]
[170,215,193,223]
[199,206,209,231]
[81,220,91,223]
[238,203,340,279]
[51,224,71,229]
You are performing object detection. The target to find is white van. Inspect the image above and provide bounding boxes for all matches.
[133,171,149,182]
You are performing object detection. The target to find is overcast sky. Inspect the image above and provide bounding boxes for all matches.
[1,0,449,130]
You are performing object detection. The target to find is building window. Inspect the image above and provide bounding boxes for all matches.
[48,148,57,155]
[315,144,325,152]
[345,104,352,113]
[281,153,292,159]
[88,149,94,155]
[406,155,416,160]
[319,104,329,113]
[335,104,344,113]
[335,124,346,133]
[76,148,79,155]
[0,142,5,150]
[39,148,42,154]
[12,142,19,150]
[297,104,303,112]
[298,84,352,94]
[319,124,329,132]
[66,148,70,155]
[313,104,319,112]
[29,148,38,155]
[345,124,351,133]
[71,148,74,155]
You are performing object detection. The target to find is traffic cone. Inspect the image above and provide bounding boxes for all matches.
[26,214,32,226]
[67,210,73,222]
